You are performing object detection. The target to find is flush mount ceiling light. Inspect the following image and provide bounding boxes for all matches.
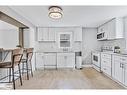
[48,6,63,19]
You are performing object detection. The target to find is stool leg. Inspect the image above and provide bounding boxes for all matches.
[22,62,24,75]
[26,61,29,80]
[30,60,33,77]
[12,67,15,89]
[9,68,11,82]
[18,64,22,86]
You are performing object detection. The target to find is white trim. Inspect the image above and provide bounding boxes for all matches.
[82,64,92,67]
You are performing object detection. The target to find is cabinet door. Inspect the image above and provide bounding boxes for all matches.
[98,25,105,34]
[36,53,44,69]
[57,53,66,68]
[74,27,82,41]
[107,19,115,39]
[66,53,75,68]
[57,53,75,69]
[48,28,56,41]
[124,63,127,86]
[37,28,43,41]
[37,28,48,41]
[44,53,56,66]
[114,61,123,83]
[101,64,111,76]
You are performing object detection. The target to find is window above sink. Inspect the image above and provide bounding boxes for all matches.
[58,32,72,49]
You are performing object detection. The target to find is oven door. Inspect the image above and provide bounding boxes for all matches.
[92,53,100,67]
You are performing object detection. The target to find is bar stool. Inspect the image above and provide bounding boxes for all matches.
[0,48,23,89]
[21,48,34,80]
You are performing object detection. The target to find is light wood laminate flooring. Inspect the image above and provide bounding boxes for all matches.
[16,68,124,89]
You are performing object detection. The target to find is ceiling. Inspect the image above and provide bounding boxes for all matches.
[9,6,127,27]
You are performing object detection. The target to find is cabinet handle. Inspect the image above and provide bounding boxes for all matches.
[120,63,122,68]
[121,58,125,61]
[120,63,123,68]
[64,56,67,59]
[122,64,124,68]
[103,61,106,63]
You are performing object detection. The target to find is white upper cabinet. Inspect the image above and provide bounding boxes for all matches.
[37,27,56,41]
[97,18,124,40]
[107,18,124,39]
[97,24,106,34]
[37,28,48,41]
[48,28,56,41]
[74,27,82,41]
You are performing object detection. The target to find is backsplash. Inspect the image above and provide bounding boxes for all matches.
[34,41,82,52]
[101,38,126,52]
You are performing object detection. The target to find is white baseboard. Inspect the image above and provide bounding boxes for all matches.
[82,64,92,67]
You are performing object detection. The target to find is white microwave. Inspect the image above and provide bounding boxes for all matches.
[97,32,107,40]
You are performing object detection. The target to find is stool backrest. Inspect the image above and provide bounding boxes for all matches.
[12,48,23,66]
[26,48,34,62]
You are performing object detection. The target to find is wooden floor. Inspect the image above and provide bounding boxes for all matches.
[15,67,124,89]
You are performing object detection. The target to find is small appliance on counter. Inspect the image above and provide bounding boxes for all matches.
[114,46,121,53]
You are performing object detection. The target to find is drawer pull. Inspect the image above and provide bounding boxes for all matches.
[121,58,126,61]
[122,64,124,68]
[64,56,67,59]
[103,61,106,63]
[120,63,124,68]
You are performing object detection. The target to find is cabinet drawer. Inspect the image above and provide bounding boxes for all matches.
[101,53,111,59]
[57,53,75,56]
[101,65,111,76]
[101,59,111,67]
[113,55,127,63]
[120,57,127,63]
[113,55,121,61]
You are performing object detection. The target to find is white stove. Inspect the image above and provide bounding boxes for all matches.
[92,51,101,72]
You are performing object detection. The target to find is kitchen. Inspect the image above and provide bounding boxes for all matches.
[0,6,127,89]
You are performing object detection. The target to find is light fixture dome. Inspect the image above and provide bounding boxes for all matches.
[48,6,63,19]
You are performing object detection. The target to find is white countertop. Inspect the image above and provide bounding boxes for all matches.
[35,50,79,53]
[100,51,127,57]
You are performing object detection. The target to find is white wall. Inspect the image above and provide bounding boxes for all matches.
[0,29,19,49]
[82,28,102,65]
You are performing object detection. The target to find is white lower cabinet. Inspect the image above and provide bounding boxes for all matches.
[112,55,127,85]
[36,52,75,69]
[101,53,112,76]
[44,53,56,69]
[36,53,44,69]
[124,63,127,86]
[57,53,75,69]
